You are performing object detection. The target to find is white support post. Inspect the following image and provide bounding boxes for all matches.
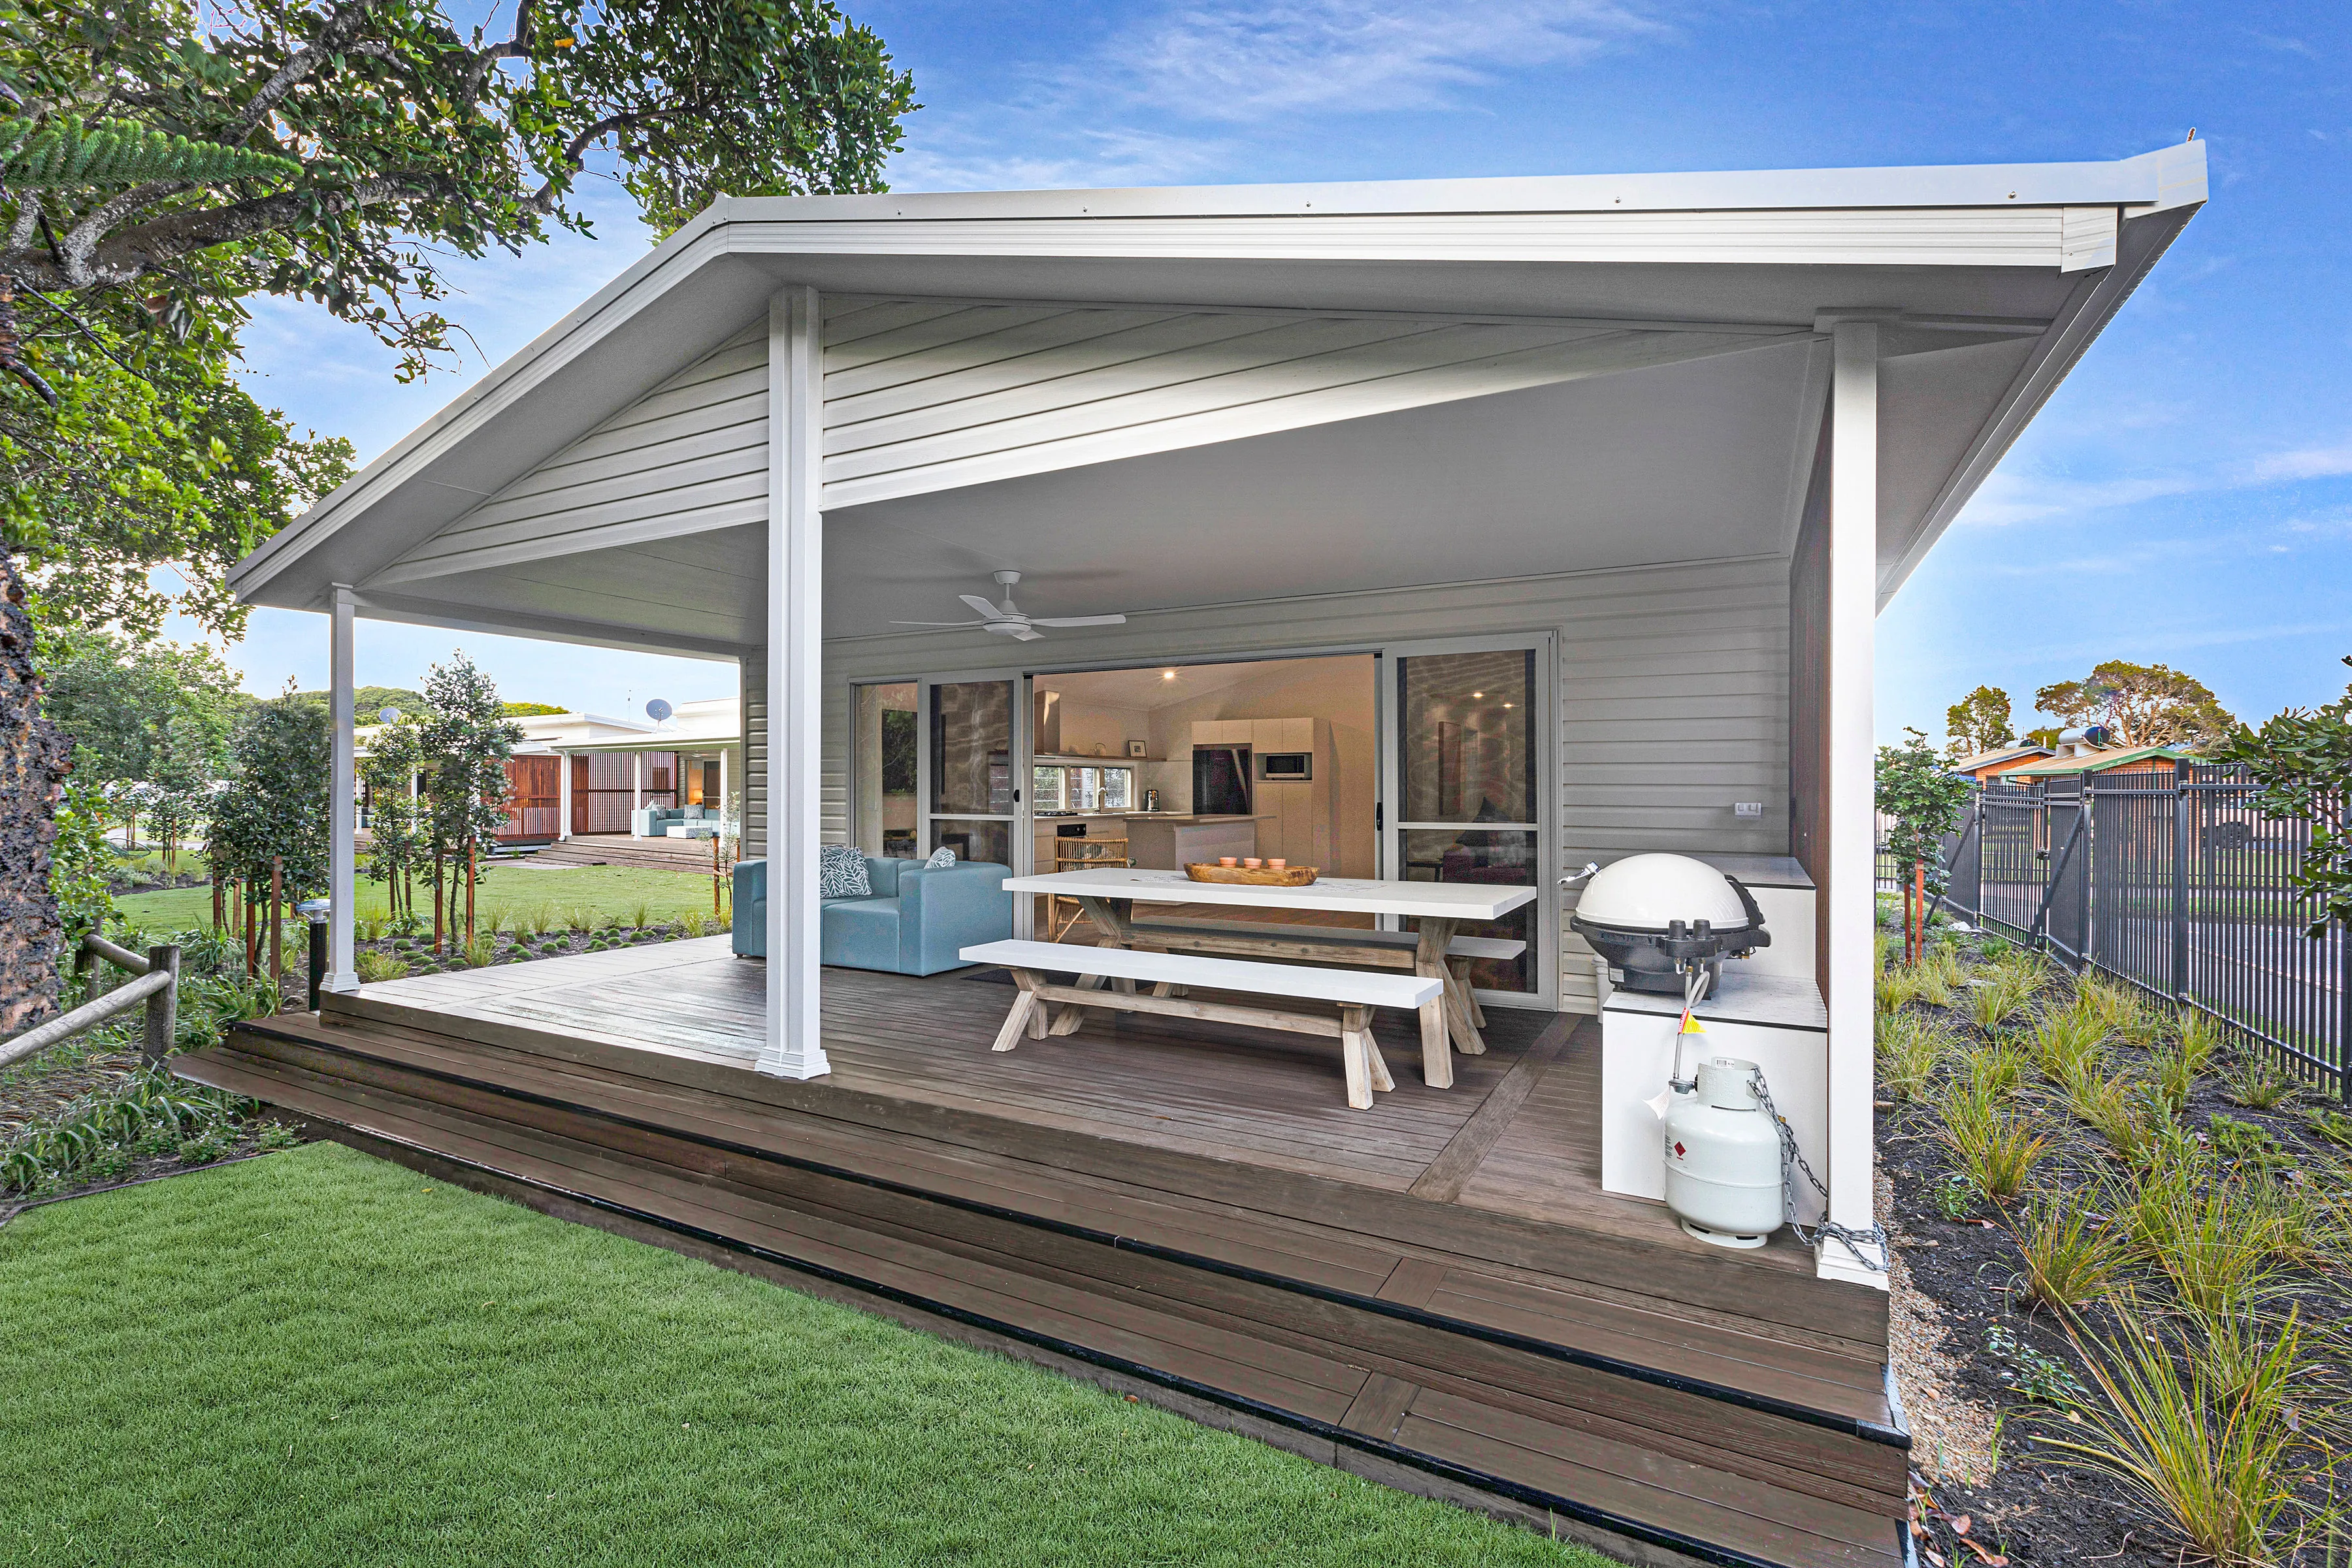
[760,284,829,1079]
[630,751,644,832]
[1821,316,1885,1288]
[325,586,359,993]
[557,753,572,840]
[719,746,730,820]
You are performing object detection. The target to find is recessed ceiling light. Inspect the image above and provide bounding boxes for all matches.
[1161,670,1177,680]
[1503,702,1516,709]
[1471,691,1484,699]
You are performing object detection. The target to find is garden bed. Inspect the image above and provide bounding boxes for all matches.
[1878,914,2345,1567]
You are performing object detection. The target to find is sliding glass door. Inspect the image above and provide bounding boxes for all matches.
[923,677,1020,871]
[1379,636,1555,1007]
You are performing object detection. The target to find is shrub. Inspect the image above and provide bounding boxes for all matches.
[2145,1039,2206,1115]
[2304,1108,2352,1150]
[679,910,710,939]
[462,933,496,968]
[1943,1103,2044,1201]
[2030,1011,2107,1088]
[2175,1009,2225,1075]
[1963,1041,2031,1101]
[355,950,410,983]
[2221,1053,2300,1112]
[2012,1188,2129,1313]
[629,900,653,930]
[2208,1116,2295,1175]
[2037,1301,2309,1568]
[1965,963,2040,1032]
[1876,1012,1946,1103]
[2129,1166,2291,1316]
[2076,974,2155,1042]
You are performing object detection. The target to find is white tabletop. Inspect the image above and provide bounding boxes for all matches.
[997,866,1538,922]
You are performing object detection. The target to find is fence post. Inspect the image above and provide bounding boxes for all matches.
[141,943,180,1067]
[2171,759,2192,1005]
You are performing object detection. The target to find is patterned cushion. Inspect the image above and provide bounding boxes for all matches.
[924,845,958,869]
[819,843,872,899]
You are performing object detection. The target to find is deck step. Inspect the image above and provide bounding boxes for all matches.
[523,838,722,872]
[186,1016,1906,1568]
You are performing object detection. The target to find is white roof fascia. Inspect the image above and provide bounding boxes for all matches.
[721,142,2205,223]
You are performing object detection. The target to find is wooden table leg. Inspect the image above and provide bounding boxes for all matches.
[1417,997,1451,1089]
[1051,896,1138,1033]
[1450,957,1489,1028]
[1416,918,1486,1056]
[1347,1005,1396,1094]
[1339,1004,1375,1110]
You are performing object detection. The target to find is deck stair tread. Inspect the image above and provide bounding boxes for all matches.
[266,1005,1889,1417]
[247,1013,1889,1422]
[185,1030,1904,1568]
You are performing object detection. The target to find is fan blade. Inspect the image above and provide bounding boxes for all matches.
[983,622,1045,641]
[888,619,988,627]
[958,594,1004,618]
[1009,627,1045,642]
[1028,614,1128,628]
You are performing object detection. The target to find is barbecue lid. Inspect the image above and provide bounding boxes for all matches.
[1574,853,1752,932]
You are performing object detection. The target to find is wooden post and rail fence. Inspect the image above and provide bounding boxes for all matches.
[0,934,182,1075]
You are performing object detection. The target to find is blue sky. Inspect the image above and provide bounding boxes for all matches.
[221,0,2352,740]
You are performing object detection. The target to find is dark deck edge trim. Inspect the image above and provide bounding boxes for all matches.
[223,1019,1906,1448]
[310,1111,1849,1568]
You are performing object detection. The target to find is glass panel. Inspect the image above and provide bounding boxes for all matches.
[1399,649,1536,825]
[931,681,1013,815]
[930,817,1011,869]
[1031,765,1065,811]
[1399,826,1538,993]
[854,683,920,855]
[1102,768,1134,810]
[1070,767,1100,811]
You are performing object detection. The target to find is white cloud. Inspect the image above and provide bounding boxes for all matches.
[2249,440,2352,481]
[890,123,1230,193]
[1963,430,2352,527]
[1090,0,1673,122]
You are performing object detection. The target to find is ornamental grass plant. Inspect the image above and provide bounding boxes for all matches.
[2012,1186,2130,1314]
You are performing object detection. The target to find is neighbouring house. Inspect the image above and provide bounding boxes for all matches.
[191,143,2205,1568]
[1999,743,2195,783]
[1947,742,2055,781]
[356,698,743,848]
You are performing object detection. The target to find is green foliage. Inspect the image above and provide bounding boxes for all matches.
[0,114,298,186]
[2211,655,2352,938]
[47,779,115,952]
[1985,1319,2086,1404]
[359,718,426,921]
[1945,684,2014,758]
[0,1068,252,1194]
[2128,1164,2294,1316]
[1876,1011,1948,1102]
[2208,1117,2295,1175]
[37,627,244,783]
[1965,960,2041,1032]
[2223,1054,2302,1112]
[1931,1171,1976,1220]
[354,951,409,983]
[2036,659,2238,750]
[2037,1301,2311,1567]
[207,687,330,895]
[500,701,567,717]
[2303,1108,2352,1150]
[1875,726,1970,885]
[1,0,916,379]
[1940,1082,2044,1200]
[2011,1188,2128,1313]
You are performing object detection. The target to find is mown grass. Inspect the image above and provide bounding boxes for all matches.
[0,1143,1612,1568]
[114,863,728,939]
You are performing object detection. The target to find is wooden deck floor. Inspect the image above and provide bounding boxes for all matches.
[184,939,1903,1568]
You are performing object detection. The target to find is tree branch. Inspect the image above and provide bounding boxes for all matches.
[528,108,672,212]
[5,174,430,292]
[231,0,390,140]
[59,182,196,287]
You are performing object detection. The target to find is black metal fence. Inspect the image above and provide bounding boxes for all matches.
[1903,761,2352,1100]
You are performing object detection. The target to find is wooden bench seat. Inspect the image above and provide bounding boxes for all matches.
[960,939,1443,1109]
[1124,917,1526,1027]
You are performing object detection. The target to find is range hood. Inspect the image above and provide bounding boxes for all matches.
[1034,689,1060,755]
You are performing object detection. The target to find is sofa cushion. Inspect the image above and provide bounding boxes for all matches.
[924,845,958,869]
[819,843,872,898]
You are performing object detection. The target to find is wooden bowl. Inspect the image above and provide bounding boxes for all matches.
[1184,862,1318,887]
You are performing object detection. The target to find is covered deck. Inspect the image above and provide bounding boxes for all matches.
[188,944,1902,1568]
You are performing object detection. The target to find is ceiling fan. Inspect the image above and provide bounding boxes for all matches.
[891,570,1128,642]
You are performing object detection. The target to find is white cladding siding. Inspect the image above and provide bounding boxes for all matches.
[382,324,768,583]
[813,555,1788,1013]
[740,655,766,861]
[817,295,1788,510]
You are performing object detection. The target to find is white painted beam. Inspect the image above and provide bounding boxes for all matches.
[1821,319,1884,1289]
[557,752,572,840]
[760,286,830,1080]
[326,586,359,993]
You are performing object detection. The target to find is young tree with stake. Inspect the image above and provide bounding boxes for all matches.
[1876,728,1971,965]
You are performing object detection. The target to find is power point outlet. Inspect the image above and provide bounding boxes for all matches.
[1733,801,1765,819]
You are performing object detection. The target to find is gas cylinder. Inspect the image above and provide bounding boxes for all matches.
[1660,1056,1784,1249]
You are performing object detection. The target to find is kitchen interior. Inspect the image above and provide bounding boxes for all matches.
[849,656,1379,934]
[1030,655,1377,934]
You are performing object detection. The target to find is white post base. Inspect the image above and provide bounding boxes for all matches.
[322,972,361,995]
[754,1047,831,1080]
[1815,1233,1891,1290]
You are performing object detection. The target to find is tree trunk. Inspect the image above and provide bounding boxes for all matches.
[465,845,476,944]
[432,851,444,953]
[0,550,71,1037]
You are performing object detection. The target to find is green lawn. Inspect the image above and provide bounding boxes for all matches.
[116,861,728,937]
[0,1143,1610,1567]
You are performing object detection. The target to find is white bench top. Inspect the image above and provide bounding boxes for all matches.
[961,940,1441,1009]
[1129,917,1526,960]
[997,867,1537,921]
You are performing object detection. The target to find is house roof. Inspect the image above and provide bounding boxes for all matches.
[2002,745,2192,777]
[1949,744,2053,774]
[229,144,2207,657]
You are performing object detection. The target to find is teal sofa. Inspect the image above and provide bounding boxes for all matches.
[731,855,1013,976]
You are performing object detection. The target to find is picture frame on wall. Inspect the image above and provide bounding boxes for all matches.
[1127,740,1147,758]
